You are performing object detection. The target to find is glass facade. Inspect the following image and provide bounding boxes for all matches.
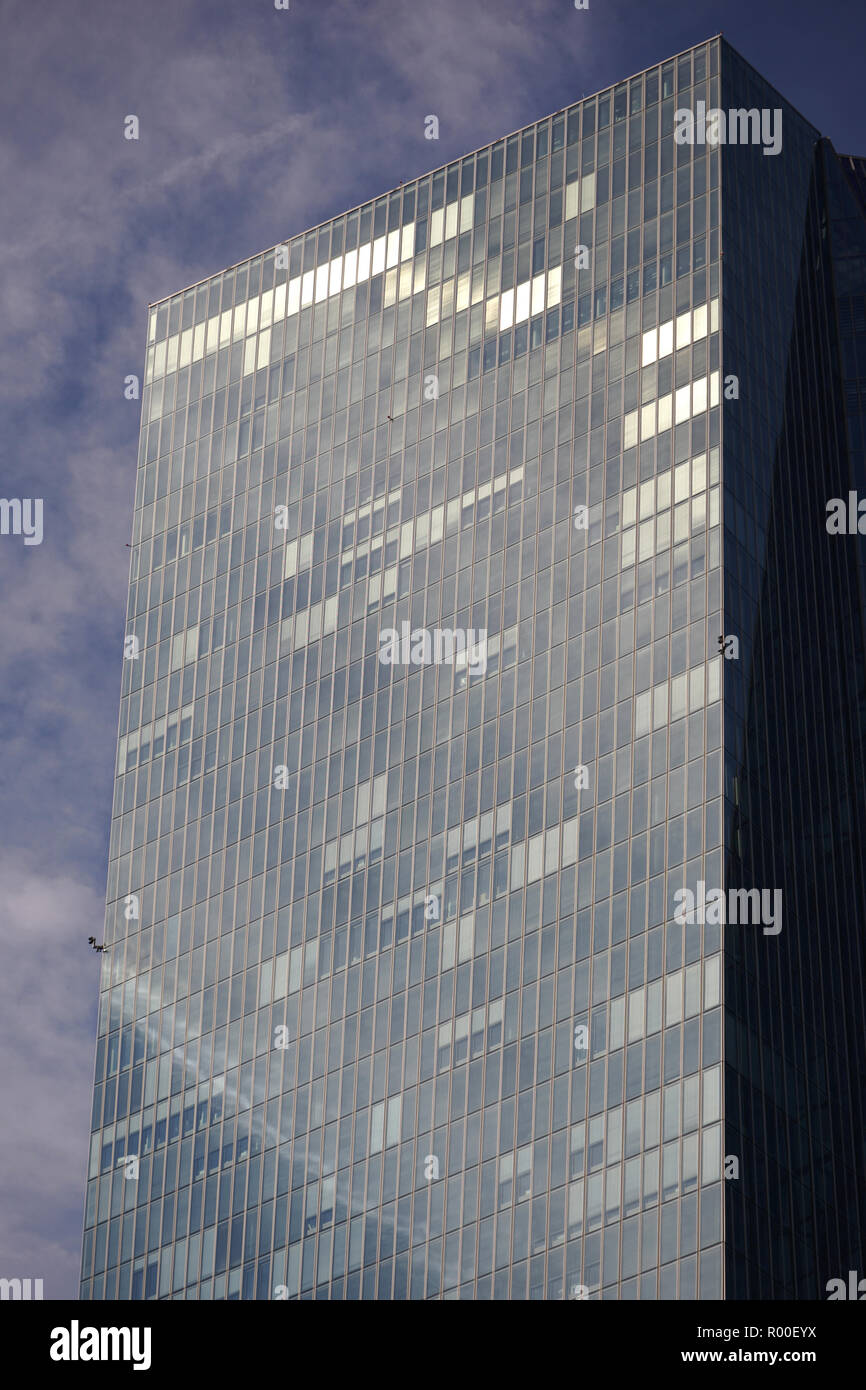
[79,37,865,1300]
[720,50,866,1297]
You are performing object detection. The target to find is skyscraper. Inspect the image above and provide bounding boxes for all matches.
[80,35,866,1301]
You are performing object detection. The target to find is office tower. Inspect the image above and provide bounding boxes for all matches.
[719,50,866,1298]
[80,35,866,1300]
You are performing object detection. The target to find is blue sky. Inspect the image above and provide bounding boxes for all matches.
[1,0,864,1299]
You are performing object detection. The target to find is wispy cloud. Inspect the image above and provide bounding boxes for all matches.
[0,858,103,1297]
[6,0,857,1300]
[0,0,662,1300]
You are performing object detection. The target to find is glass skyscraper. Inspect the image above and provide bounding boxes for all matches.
[80,36,866,1300]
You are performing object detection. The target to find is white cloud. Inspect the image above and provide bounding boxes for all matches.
[0,859,105,1297]
[0,0,607,1294]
